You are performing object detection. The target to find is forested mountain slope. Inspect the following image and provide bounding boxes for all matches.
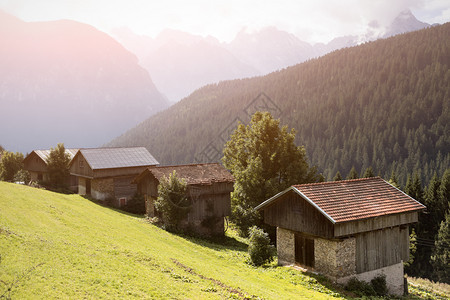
[108,23,450,186]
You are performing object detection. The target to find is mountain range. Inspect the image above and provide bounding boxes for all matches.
[0,10,169,153]
[113,9,431,102]
[107,23,450,186]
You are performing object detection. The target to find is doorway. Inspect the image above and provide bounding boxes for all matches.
[295,233,314,268]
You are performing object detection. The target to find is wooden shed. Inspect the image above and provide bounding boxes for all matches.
[255,177,425,295]
[69,147,159,207]
[133,163,234,236]
[23,149,79,190]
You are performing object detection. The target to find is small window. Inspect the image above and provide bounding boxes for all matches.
[119,198,127,207]
[79,159,84,168]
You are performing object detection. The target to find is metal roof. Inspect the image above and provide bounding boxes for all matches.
[32,148,79,163]
[135,163,234,185]
[256,177,425,224]
[79,147,159,170]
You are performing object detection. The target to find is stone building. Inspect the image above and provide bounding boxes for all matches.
[69,147,158,207]
[255,177,425,296]
[23,148,79,189]
[133,163,234,236]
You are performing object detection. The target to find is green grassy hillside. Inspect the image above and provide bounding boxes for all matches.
[0,182,343,299]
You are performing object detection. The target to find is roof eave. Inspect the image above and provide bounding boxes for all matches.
[255,186,337,224]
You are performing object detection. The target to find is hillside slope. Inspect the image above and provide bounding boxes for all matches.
[0,182,343,299]
[108,23,449,186]
[0,11,168,153]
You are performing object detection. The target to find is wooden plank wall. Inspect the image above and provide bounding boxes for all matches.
[70,154,94,178]
[23,152,47,173]
[114,176,137,200]
[335,212,418,237]
[263,191,334,238]
[355,226,409,273]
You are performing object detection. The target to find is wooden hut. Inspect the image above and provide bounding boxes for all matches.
[255,177,425,295]
[133,163,234,236]
[23,149,79,189]
[69,147,159,207]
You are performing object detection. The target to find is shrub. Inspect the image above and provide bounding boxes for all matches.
[371,274,388,296]
[122,193,146,214]
[345,274,388,297]
[345,277,376,297]
[247,226,275,266]
[154,171,191,231]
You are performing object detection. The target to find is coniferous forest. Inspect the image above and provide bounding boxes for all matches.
[109,23,449,188]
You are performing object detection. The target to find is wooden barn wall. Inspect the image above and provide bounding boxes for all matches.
[70,154,94,178]
[23,153,47,173]
[355,226,409,273]
[94,166,149,178]
[263,191,334,238]
[334,212,418,237]
[114,176,138,200]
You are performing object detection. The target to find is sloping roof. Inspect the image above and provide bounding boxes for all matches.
[25,148,79,164]
[256,177,425,224]
[79,147,159,170]
[33,149,79,162]
[135,163,234,185]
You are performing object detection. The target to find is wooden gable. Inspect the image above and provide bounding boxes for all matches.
[69,151,94,178]
[262,190,334,238]
[23,151,48,173]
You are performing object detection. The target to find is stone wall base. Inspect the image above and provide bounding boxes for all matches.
[337,262,404,296]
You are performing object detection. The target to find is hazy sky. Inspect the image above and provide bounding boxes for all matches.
[0,0,449,43]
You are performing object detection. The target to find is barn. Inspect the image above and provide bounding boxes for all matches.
[69,147,159,207]
[133,163,234,236]
[23,148,79,189]
[255,177,425,295]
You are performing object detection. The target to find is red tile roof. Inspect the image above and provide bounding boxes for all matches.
[257,177,425,223]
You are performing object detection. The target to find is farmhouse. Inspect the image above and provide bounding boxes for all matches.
[255,177,426,295]
[133,163,234,236]
[69,147,158,207]
[23,148,79,189]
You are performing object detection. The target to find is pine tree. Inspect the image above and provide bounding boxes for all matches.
[334,171,342,181]
[363,166,375,178]
[431,210,450,283]
[347,166,359,180]
[389,170,400,188]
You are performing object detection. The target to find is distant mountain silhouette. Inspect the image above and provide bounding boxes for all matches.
[113,10,430,102]
[0,10,169,153]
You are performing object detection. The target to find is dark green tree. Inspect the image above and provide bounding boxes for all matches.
[405,171,423,202]
[0,151,24,182]
[154,171,191,231]
[333,171,342,181]
[363,166,375,178]
[389,170,400,188]
[347,166,359,180]
[223,111,320,236]
[431,210,450,283]
[46,143,71,189]
[438,169,450,214]
[424,173,443,235]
